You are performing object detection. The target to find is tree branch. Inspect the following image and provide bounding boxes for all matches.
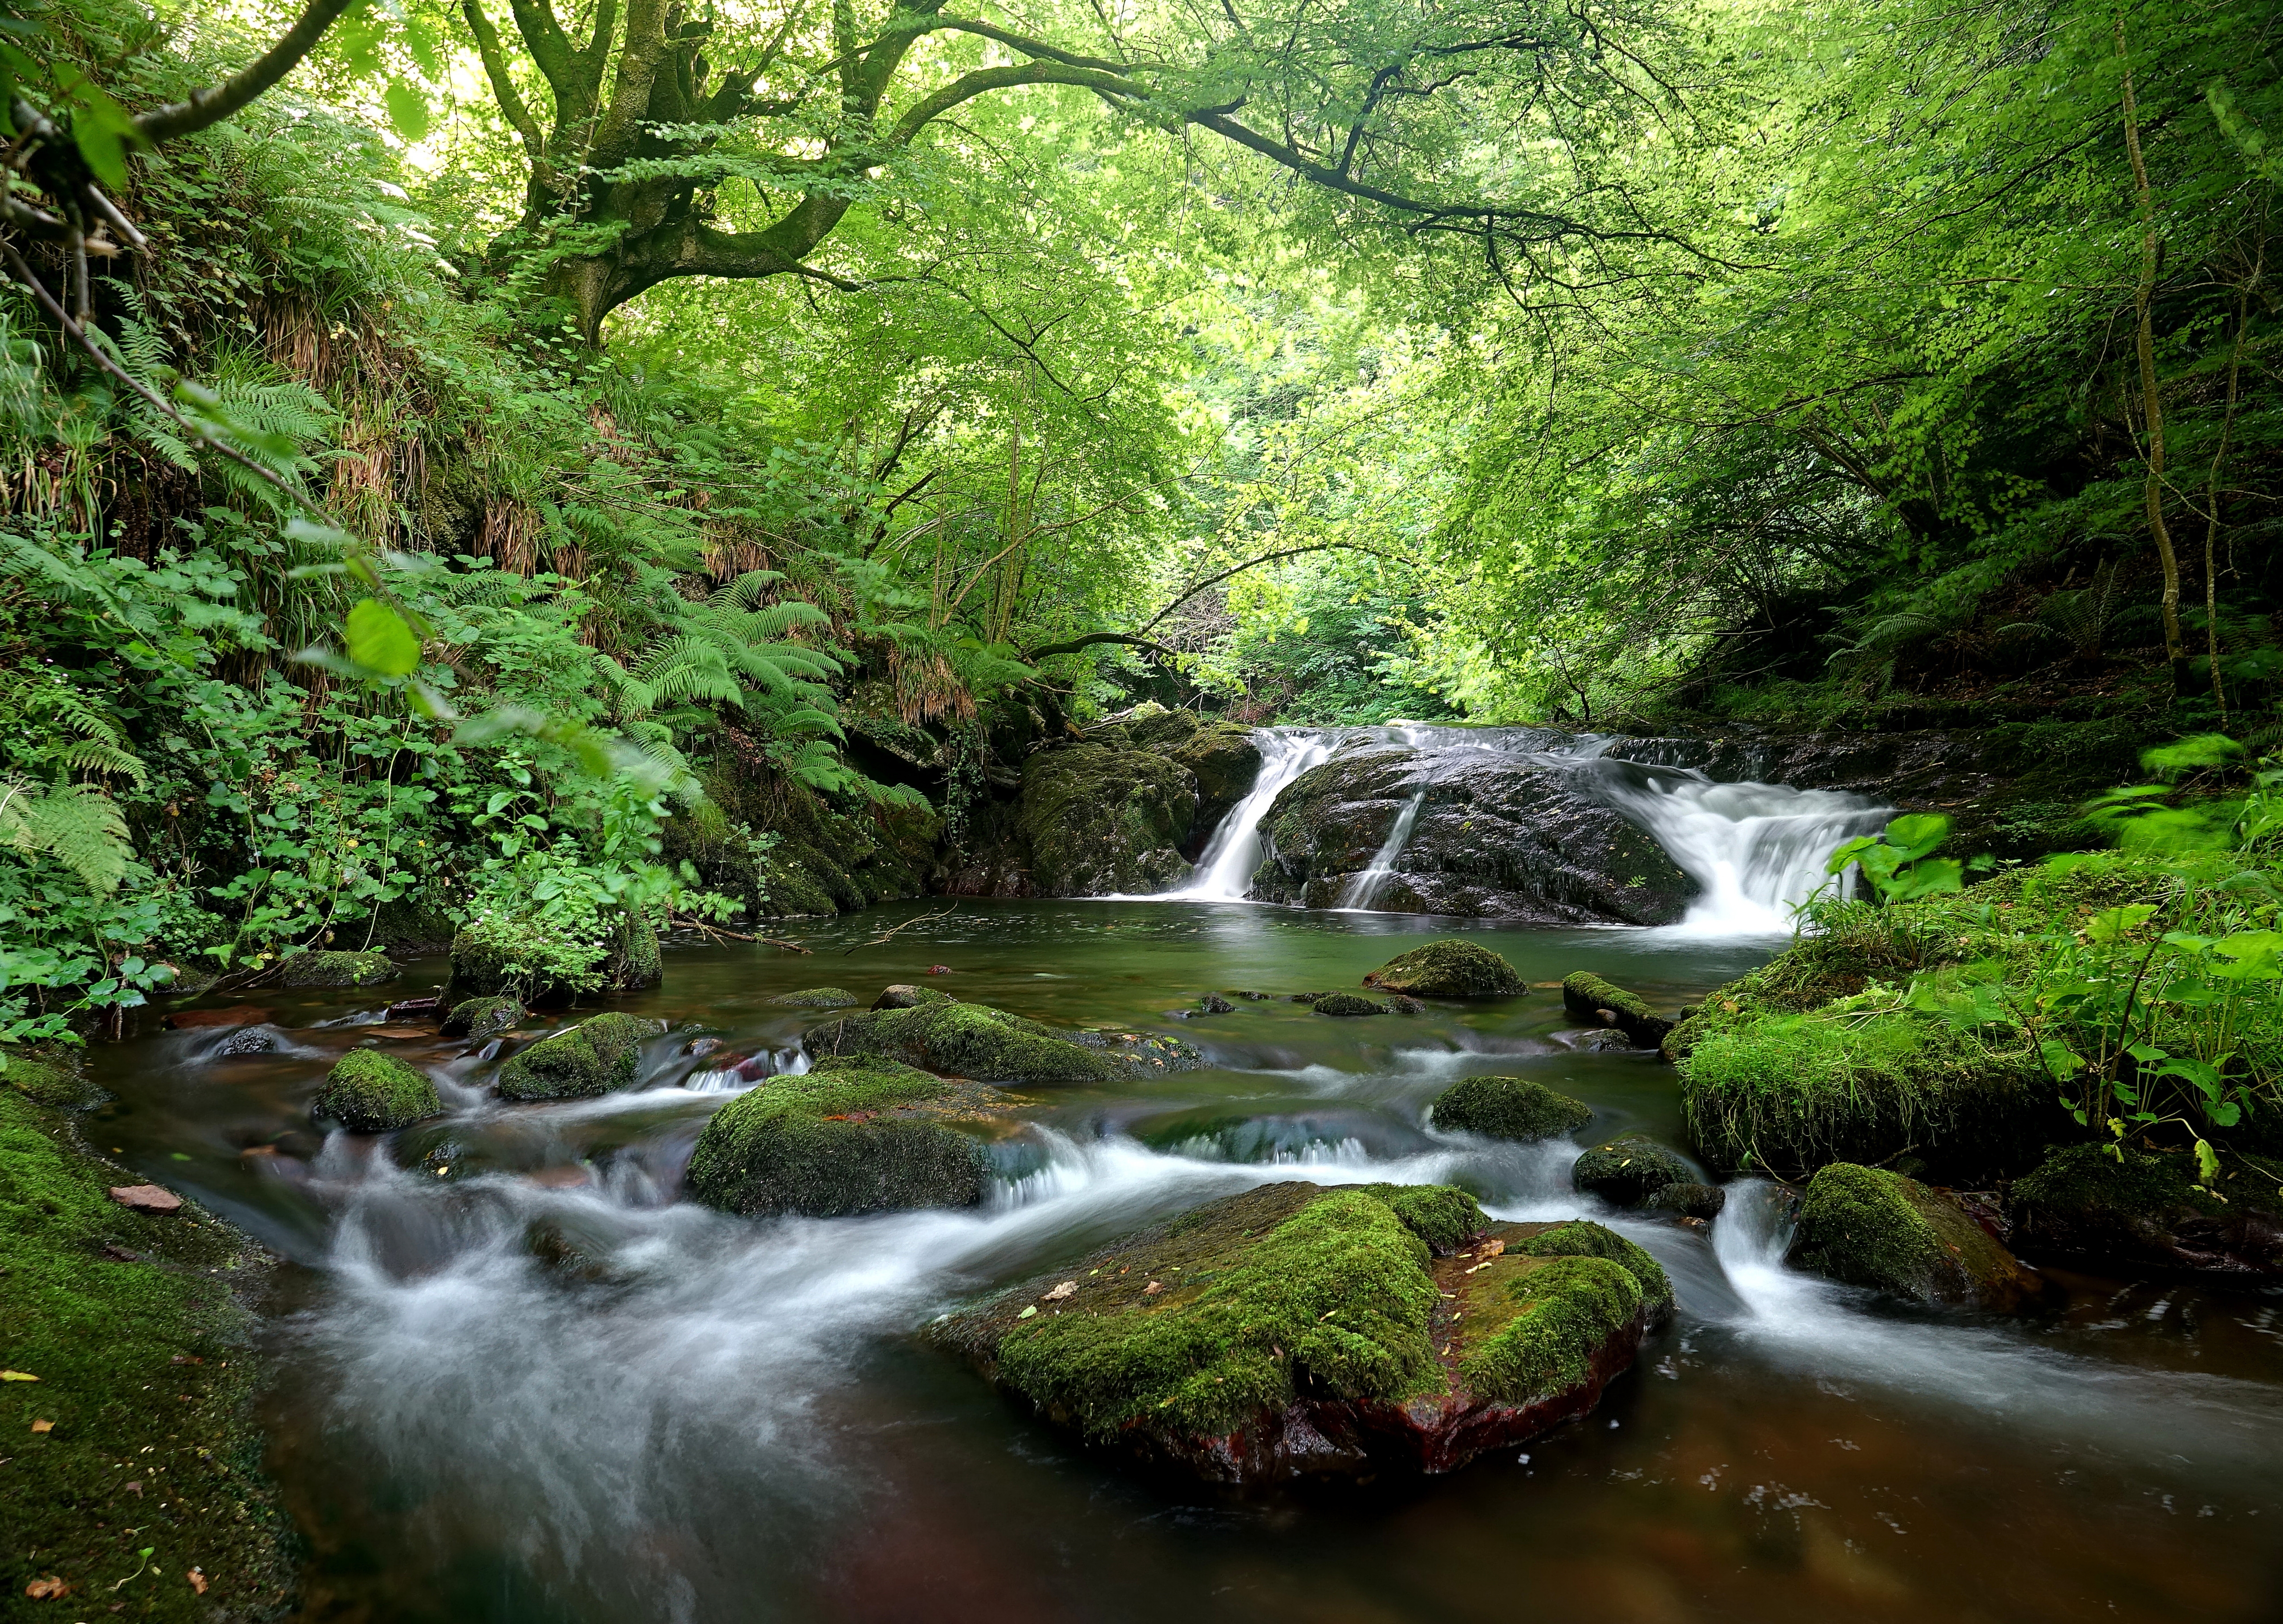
[133,0,362,143]
[462,0,546,157]
[1140,543,1397,635]
[1024,630,1182,661]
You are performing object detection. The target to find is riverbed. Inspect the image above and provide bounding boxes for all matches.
[82,900,2283,1622]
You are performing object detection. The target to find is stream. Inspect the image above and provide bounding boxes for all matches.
[78,743,2283,1623]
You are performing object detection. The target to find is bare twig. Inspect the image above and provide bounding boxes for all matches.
[841,902,957,955]
[670,914,812,952]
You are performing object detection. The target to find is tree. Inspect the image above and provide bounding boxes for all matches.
[451,0,1697,342]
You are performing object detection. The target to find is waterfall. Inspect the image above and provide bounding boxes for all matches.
[1336,791,1425,909]
[1165,730,1336,900]
[1583,763,1890,934]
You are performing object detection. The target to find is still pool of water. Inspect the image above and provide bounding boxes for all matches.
[82,901,2283,1623]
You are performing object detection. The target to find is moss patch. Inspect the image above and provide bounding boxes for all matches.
[2,1054,105,1109]
[1572,1136,1692,1206]
[0,1092,294,1617]
[1514,1218,1675,1317]
[495,1013,666,1102]
[1361,939,1522,998]
[1312,993,1386,1017]
[278,950,397,989]
[440,995,522,1041]
[685,1059,1014,1218]
[1458,1255,1644,1405]
[768,987,860,1009]
[1430,1076,1593,1143]
[1561,972,1674,1048]
[1791,1161,2043,1307]
[312,1051,443,1133]
[806,999,1200,1085]
[1018,743,1198,895]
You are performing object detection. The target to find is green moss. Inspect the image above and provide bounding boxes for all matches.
[1515,1218,1675,1316]
[0,1092,293,1616]
[806,999,1200,1084]
[1790,1161,2040,1305]
[1361,939,1523,998]
[1430,1076,1593,1143]
[495,1012,666,1102]
[1572,1135,1692,1206]
[603,915,662,991]
[768,986,860,1008]
[313,1050,443,1133]
[1311,993,1386,1016]
[1459,1255,1644,1405]
[1355,1181,1487,1253]
[940,1182,1449,1441]
[1,1055,103,1109]
[441,995,523,1041]
[1018,743,1198,894]
[2010,1141,2218,1218]
[684,1060,1007,1217]
[1561,972,1673,1047]
[278,949,398,989]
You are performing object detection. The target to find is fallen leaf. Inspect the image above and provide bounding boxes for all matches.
[108,1185,183,1214]
[124,1481,142,1496]
[30,1419,53,1433]
[1479,1238,1505,1259]
[187,1569,207,1595]
[23,1575,67,1599]
[1142,1280,1165,1295]
[1016,1305,1038,1320]
[1042,1280,1077,1302]
[0,1370,37,1382]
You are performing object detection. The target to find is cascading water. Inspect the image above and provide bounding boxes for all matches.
[1163,729,1336,900]
[1335,790,1425,909]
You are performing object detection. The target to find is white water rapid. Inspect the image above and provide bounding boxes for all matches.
[1335,790,1425,909]
[1162,729,1336,900]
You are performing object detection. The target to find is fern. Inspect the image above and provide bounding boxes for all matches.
[0,778,136,894]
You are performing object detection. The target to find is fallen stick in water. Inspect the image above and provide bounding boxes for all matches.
[670,915,812,953]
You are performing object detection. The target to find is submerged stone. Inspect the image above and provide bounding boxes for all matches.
[280,950,398,989]
[1196,993,1235,1015]
[441,995,523,1041]
[1429,1076,1593,1143]
[1790,1162,2049,1308]
[495,1013,666,1102]
[2010,1143,2283,1279]
[933,1182,1668,1484]
[806,999,1201,1085]
[769,986,861,1009]
[1361,939,1523,999]
[1560,972,1674,1049]
[1572,1136,1693,1206]
[685,1059,1016,1218]
[314,1050,443,1133]
[1312,993,1387,1017]
[1645,1181,1726,1220]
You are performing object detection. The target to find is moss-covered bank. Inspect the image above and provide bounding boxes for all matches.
[0,1089,292,1618]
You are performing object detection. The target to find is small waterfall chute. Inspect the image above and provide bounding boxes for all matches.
[1336,790,1426,909]
[1164,729,1336,900]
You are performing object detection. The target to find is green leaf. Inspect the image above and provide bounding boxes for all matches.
[2195,1139,2222,1185]
[1882,812,1950,861]
[345,599,421,678]
[2084,904,2158,944]
[384,81,429,142]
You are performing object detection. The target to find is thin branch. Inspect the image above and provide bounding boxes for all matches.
[134,0,362,143]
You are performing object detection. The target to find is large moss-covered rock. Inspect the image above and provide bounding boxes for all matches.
[1361,939,1523,999]
[1312,993,1386,1017]
[685,1059,1014,1218]
[806,999,1201,1085]
[2010,1143,2283,1278]
[1572,1136,1693,1206]
[496,1013,666,1102]
[1430,1076,1593,1143]
[1791,1162,2049,1308]
[1018,743,1198,895]
[314,1050,443,1133]
[441,995,522,1041]
[1164,722,1263,846]
[280,950,398,989]
[769,986,860,1009]
[1252,743,1696,923]
[1561,972,1674,1049]
[934,1182,1667,1484]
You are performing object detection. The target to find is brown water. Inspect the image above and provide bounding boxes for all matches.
[83,901,2283,1624]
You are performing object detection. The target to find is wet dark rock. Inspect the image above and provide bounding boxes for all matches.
[686,1058,1016,1218]
[1561,973,1674,1050]
[1312,993,1387,1017]
[1196,993,1235,1015]
[386,995,443,1020]
[280,950,399,989]
[442,995,523,1041]
[768,986,861,1009]
[807,999,1202,1085]
[1430,1077,1593,1143]
[1288,991,1327,1003]
[1229,990,1270,1001]
[873,983,953,1010]
[1645,1182,1726,1221]
[933,1182,1670,1485]
[1018,741,1198,895]
[1385,995,1426,1015]
[684,1036,724,1057]
[1362,939,1523,999]
[2009,1143,2283,1278]
[1791,1162,2049,1308]
[1252,745,1695,923]
[1159,720,1264,851]
[1572,1136,1694,1206]
[314,1050,443,1133]
[496,1013,667,1102]
[210,1027,279,1058]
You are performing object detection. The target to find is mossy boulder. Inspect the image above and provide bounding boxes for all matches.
[441,995,523,1041]
[313,1050,443,1133]
[2009,1143,2283,1278]
[934,1181,1667,1483]
[1361,939,1523,999]
[1018,743,1198,895]
[1,1056,104,1109]
[1430,1076,1593,1143]
[1560,972,1674,1049]
[1572,1135,1693,1206]
[806,999,1201,1085]
[873,983,953,1010]
[1312,993,1386,1017]
[685,1059,1016,1218]
[1164,721,1264,841]
[769,986,860,1009]
[280,950,398,989]
[1791,1162,2049,1308]
[495,1013,667,1102]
